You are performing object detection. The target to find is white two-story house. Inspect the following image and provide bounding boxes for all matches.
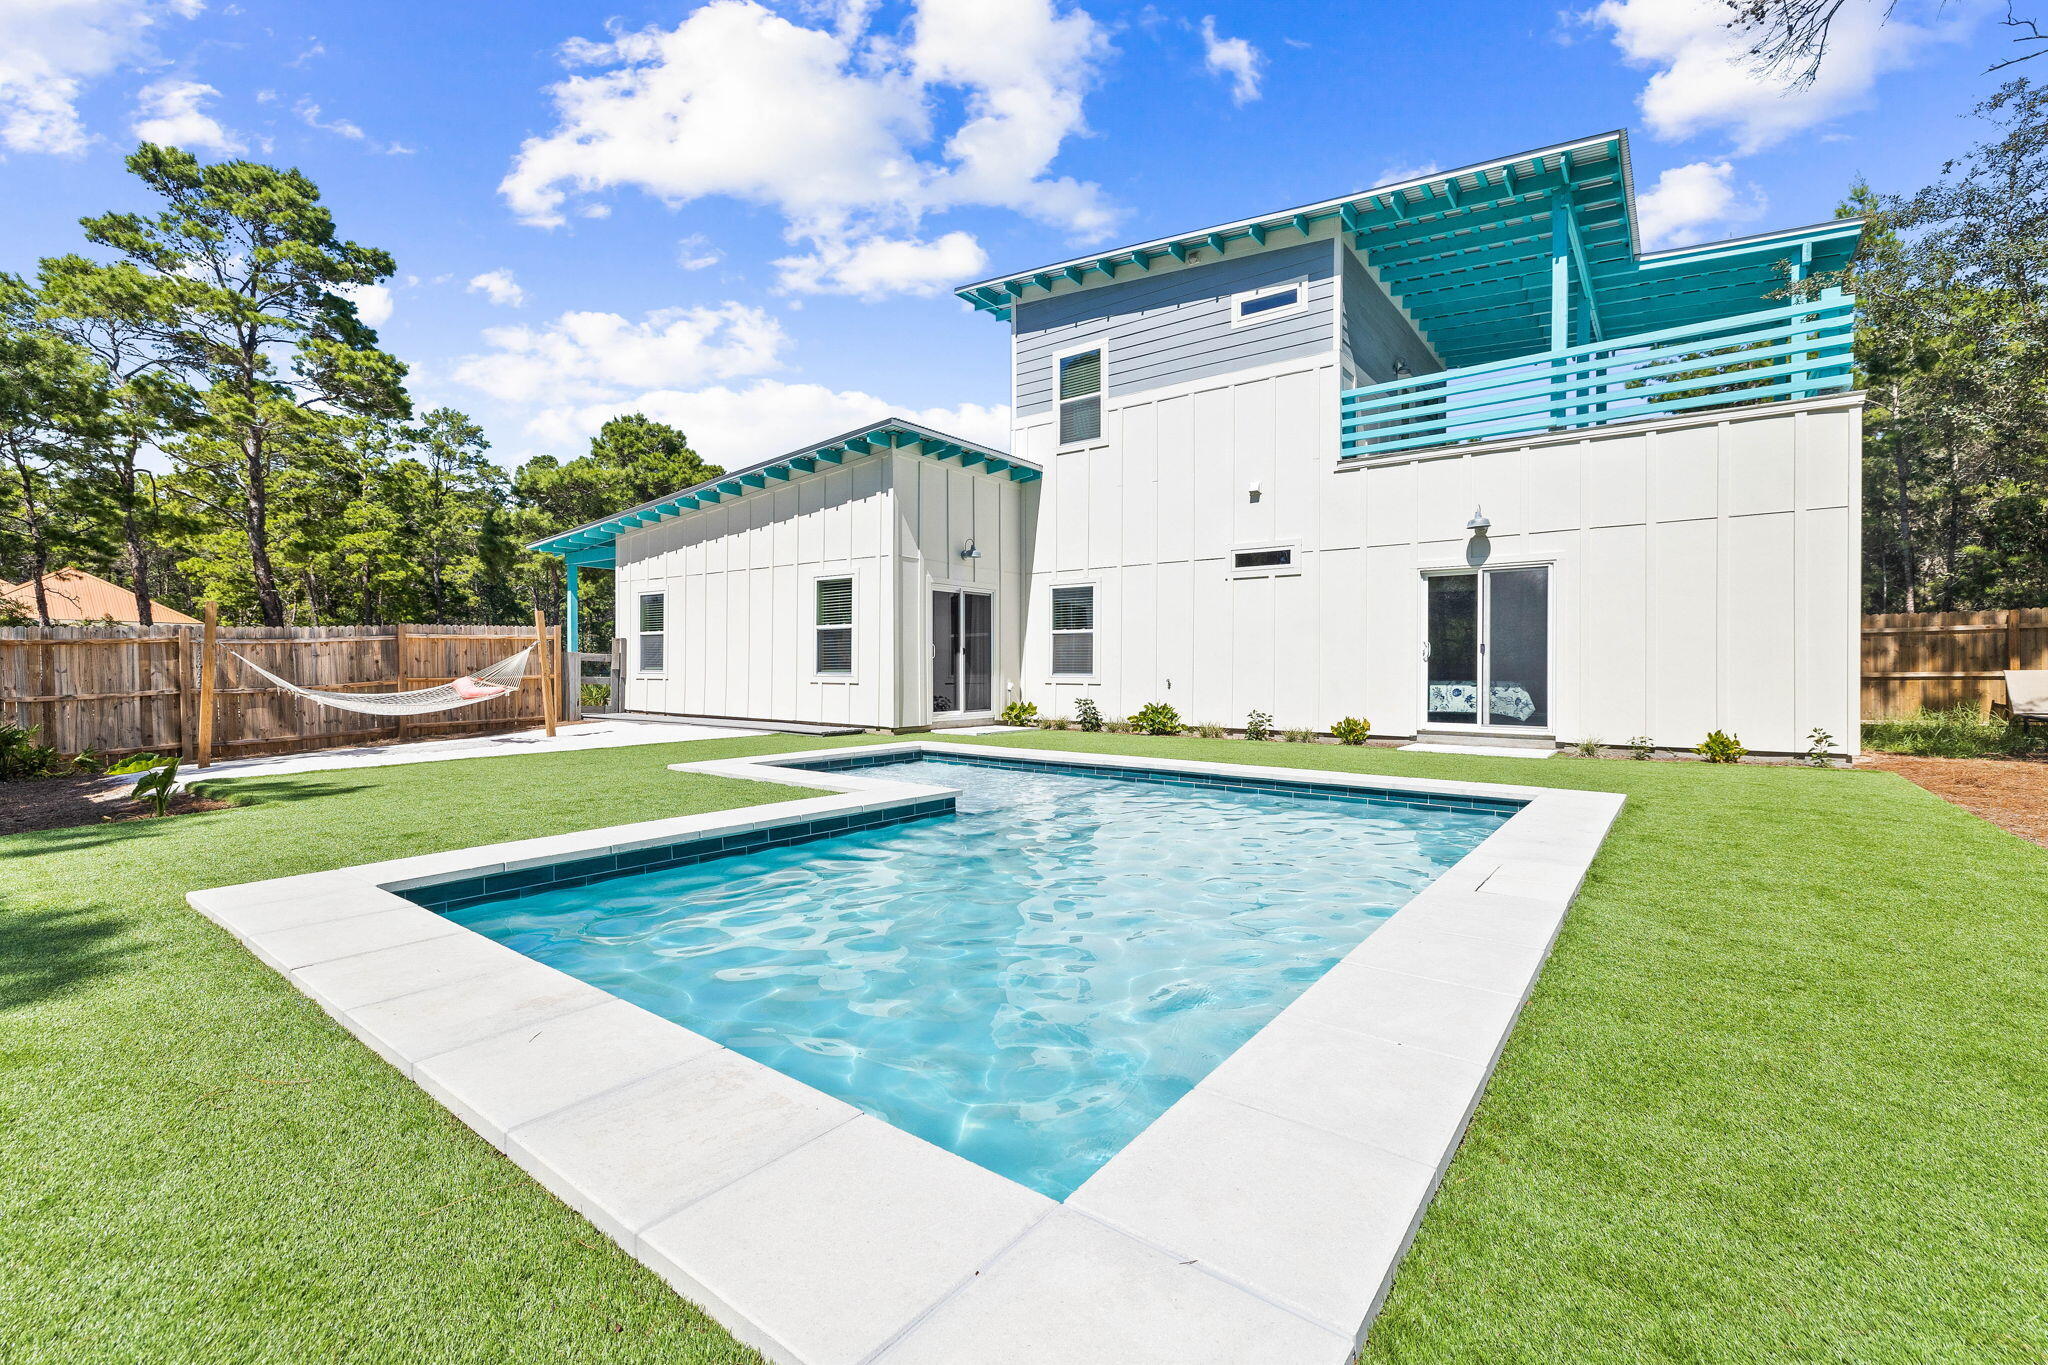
[534,130,1864,755]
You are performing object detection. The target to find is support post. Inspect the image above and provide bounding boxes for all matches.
[197,602,217,768]
[393,621,410,744]
[1549,199,1571,427]
[533,608,556,737]
[565,564,581,655]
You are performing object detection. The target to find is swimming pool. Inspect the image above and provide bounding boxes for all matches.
[432,754,1516,1198]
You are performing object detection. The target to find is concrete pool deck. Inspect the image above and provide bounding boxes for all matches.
[187,742,1623,1365]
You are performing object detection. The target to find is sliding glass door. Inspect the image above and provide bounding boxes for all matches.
[932,589,993,715]
[1424,567,1549,729]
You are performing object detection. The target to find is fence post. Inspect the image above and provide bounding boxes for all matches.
[533,608,556,738]
[197,603,217,768]
[394,621,411,745]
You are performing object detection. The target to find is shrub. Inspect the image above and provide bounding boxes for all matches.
[1568,736,1603,758]
[1104,719,1132,733]
[579,682,612,709]
[1194,722,1228,739]
[1000,700,1040,727]
[1244,710,1275,742]
[1627,735,1655,761]
[1805,726,1837,768]
[1862,706,2041,758]
[128,754,182,817]
[1695,729,1748,764]
[1128,701,1183,735]
[1330,716,1372,746]
[0,724,62,781]
[1282,727,1317,743]
[1074,697,1104,732]
[1040,715,1072,730]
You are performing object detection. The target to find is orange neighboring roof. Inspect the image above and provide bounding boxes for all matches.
[0,568,202,624]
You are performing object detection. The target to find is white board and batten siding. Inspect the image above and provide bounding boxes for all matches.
[1015,329,1863,755]
[612,451,1034,729]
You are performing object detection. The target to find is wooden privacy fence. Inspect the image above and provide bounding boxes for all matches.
[1862,608,2048,719]
[1,620,564,764]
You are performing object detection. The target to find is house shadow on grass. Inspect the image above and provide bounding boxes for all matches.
[0,901,132,1013]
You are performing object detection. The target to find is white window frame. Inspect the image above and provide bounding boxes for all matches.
[1416,557,1560,737]
[1052,338,1109,452]
[810,571,856,681]
[1048,581,1098,680]
[1228,540,1303,579]
[1230,279,1309,329]
[636,591,666,674]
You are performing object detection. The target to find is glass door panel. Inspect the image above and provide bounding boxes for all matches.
[1426,575,1481,725]
[1484,568,1548,728]
[962,592,993,712]
[931,591,961,713]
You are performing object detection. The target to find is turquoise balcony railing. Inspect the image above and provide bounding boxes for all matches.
[1339,295,1856,459]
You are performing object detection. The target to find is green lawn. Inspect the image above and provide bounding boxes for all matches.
[2,732,2043,1363]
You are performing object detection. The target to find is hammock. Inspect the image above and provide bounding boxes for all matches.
[231,646,535,717]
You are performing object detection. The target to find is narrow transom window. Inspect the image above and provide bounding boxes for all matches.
[638,592,666,672]
[1058,349,1103,446]
[1050,584,1094,676]
[815,576,854,674]
[1233,547,1293,570]
[1240,287,1298,317]
[1231,281,1308,327]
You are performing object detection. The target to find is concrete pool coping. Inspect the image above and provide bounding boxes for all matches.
[187,741,1624,1365]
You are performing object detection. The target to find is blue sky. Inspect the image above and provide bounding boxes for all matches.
[0,0,2018,468]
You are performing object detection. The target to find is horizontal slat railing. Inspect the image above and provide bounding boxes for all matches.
[1339,294,1856,459]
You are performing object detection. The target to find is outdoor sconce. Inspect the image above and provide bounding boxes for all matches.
[960,538,982,559]
[1466,506,1491,535]
[1247,480,1262,504]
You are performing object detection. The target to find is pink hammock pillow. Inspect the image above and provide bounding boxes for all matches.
[449,675,510,701]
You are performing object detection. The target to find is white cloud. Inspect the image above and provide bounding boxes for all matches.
[452,303,788,407]
[294,97,362,140]
[1635,159,1766,249]
[500,0,1113,297]
[1583,0,1934,154]
[341,281,393,325]
[0,0,203,156]
[521,380,1011,468]
[466,268,526,307]
[1373,160,1440,186]
[774,229,988,299]
[1199,16,1262,105]
[130,78,243,153]
[675,234,723,270]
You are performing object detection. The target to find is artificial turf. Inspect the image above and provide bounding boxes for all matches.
[1,731,2042,1363]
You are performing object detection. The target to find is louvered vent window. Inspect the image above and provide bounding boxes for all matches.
[815,577,854,674]
[638,593,666,672]
[1050,584,1095,676]
[1058,348,1103,446]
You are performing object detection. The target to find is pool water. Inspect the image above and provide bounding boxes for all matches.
[443,757,1512,1198]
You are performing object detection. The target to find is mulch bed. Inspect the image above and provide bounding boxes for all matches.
[0,775,233,836]
[1860,753,2048,849]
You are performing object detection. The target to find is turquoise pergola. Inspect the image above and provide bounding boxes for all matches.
[527,419,1040,653]
[952,131,1862,370]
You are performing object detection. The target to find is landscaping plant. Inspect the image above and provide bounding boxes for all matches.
[1627,735,1655,760]
[1570,737,1604,758]
[1194,722,1228,739]
[1074,697,1104,732]
[1862,705,2042,758]
[1805,727,1837,768]
[1283,727,1317,743]
[1244,710,1274,741]
[1330,716,1372,746]
[127,754,181,817]
[1695,729,1748,764]
[1127,701,1183,735]
[1000,700,1040,727]
[0,724,63,780]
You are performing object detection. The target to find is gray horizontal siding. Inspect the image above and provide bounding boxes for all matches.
[1013,240,1336,418]
[1340,246,1440,385]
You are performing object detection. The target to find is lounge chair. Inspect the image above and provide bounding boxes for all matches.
[2004,670,2048,734]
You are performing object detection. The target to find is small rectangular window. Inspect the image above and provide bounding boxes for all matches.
[1233,548,1293,570]
[1058,348,1103,446]
[1050,584,1094,676]
[638,593,665,672]
[815,576,853,674]
[1231,281,1308,327]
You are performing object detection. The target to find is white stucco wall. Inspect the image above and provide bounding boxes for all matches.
[1016,353,1863,755]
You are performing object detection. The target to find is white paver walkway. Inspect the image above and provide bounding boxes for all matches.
[155,718,759,785]
[1398,742,1557,759]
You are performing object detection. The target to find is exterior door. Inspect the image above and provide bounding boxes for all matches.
[1424,567,1549,729]
[931,590,993,715]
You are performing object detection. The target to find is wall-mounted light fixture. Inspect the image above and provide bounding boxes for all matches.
[960,538,982,560]
[1247,480,1262,504]
[1466,506,1491,534]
